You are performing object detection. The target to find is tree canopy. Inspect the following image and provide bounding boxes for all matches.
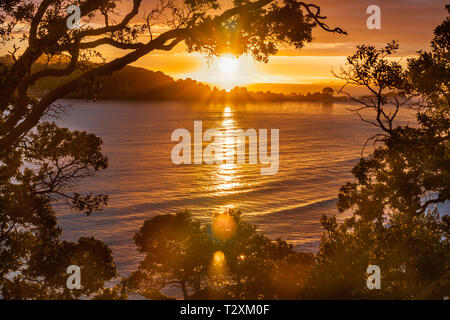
[1,1,448,300]
[0,0,344,299]
[306,8,449,299]
[0,0,346,150]
[125,210,314,299]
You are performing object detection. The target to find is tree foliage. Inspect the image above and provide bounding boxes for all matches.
[125,210,314,299]
[306,8,449,299]
[0,0,345,150]
[0,0,344,299]
[0,123,115,299]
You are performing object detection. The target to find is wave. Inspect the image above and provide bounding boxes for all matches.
[248,197,338,218]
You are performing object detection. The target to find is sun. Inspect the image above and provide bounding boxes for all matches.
[182,54,262,91]
[218,55,239,74]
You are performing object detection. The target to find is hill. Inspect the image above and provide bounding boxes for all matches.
[1,55,337,102]
[245,82,371,97]
[63,65,336,102]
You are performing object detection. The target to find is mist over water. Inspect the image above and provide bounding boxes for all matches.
[55,99,417,275]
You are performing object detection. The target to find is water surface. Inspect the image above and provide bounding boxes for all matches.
[56,99,417,274]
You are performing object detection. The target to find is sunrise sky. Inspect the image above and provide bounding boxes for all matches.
[110,0,447,89]
[2,0,447,89]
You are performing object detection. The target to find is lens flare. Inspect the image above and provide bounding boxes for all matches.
[210,250,227,276]
[212,213,237,241]
[213,250,225,265]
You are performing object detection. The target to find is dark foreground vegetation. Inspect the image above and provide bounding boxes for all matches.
[0,1,448,299]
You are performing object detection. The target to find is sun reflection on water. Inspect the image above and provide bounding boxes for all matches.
[215,106,241,194]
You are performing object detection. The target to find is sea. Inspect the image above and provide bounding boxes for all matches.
[55,99,418,275]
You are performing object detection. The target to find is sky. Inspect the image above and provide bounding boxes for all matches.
[126,0,448,88]
[2,0,447,89]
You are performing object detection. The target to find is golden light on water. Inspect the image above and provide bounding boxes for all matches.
[214,106,242,194]
[223,106,232,117]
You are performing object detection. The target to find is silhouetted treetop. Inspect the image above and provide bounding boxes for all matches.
[307,8,449,299]
[0,0,346,150]
[126,210,314,299]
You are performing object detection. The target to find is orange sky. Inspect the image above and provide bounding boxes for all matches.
[1,0,447,88]
[124,0,448,88]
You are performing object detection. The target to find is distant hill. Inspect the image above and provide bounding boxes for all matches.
[68,65,338,102]
[245,82,372,97]
[66,66,218,101]
[2,55,339,102]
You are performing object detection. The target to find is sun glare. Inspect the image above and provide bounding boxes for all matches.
[182,54,264,91]
[218,55,239,74]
